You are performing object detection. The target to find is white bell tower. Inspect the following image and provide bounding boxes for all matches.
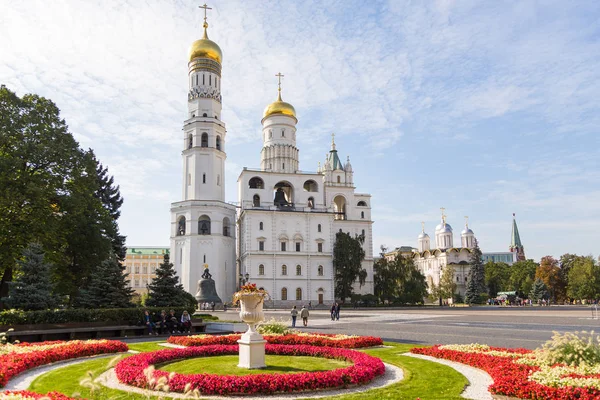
[170,4,236,304]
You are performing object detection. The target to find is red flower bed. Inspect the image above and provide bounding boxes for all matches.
[411,345,600,400]
[115,344,385,395]
[0,340,128,388]
[168,333,383,349]
[0,390,76,399]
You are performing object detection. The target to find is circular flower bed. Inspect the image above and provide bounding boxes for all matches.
[168,332,383,349]
[0,390,75,400]
[115,344,385,395]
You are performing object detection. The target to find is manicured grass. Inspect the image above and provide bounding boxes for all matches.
[28,342,468,400]
[126,342,168,352]
[159,354,349,376]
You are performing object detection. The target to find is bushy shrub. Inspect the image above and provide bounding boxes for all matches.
[257,318,291,335]
[0,307,197,326]
[536,330,600,366]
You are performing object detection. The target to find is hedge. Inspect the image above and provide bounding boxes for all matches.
[0,307,208,326]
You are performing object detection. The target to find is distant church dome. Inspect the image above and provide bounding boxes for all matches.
[263,92,297,120]
[436,223,452,233]
[188,23,223,64]
[418,232,429,239]
[461,227,474,235]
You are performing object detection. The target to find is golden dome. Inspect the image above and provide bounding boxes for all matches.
[188,23,222,64]
[263,92,297,120]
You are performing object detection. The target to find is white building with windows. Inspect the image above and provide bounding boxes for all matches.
[237,90,374,307]
[170,17,237,304]
[411,213,477,297]
[169,9,373,307]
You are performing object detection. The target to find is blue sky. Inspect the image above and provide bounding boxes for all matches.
[1,0,599,261]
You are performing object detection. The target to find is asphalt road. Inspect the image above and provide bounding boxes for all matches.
[223,306,600,349]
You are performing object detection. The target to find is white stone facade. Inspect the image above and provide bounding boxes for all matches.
[238,118,374,307]
[412,216,476,297]
[170,28,236,304]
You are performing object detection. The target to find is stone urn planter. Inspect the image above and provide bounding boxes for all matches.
[235,291,268,369]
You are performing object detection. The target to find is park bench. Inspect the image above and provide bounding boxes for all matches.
[4,320,207,343]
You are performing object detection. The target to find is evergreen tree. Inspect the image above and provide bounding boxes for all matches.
[146,254,190,307]
[76,254,134,309]
[529,278,548,303]
[3,243,59,310]
[465,241,486,305]
[333,232,367,301]
[92,154,126,261]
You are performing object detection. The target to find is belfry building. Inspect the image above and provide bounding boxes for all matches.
[170,8,374,306]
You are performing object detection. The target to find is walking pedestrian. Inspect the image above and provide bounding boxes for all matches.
[290,305,298,328]
[335,302,341,320]
[330,303,336,321]
[300,305,309,327]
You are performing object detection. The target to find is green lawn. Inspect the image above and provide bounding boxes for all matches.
[28,342,468,400]
[160,354,349,375]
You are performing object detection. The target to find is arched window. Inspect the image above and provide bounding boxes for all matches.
[357,201,367,207]
[253,194,260,207]
[259,221,264,230]
[177,216,186,236]
[258,264,265,275]
[216,136,221,150]
[337,176,341,183]
[296,288,302,301]
[188,134,193,149]
[308,197,314,209]
[361,211,364,219]
[281,287,287,300]
[303,180,318,192]
[318,224,322,233]
[269,130,273,139]
[296,265,301,276]
[249,177,264,189]
[281,265,287,275]
[202,75,205,85]
[201,133,208,147]
[317,265,324,276]
[274,181,293,207]
[222,217,230,237]
[203,113,207,117]
[198,215,211,235]
[217,174,220,186]
[333,195,346,221]
[203,173,206,184]
[362,229,365,237]
[281,129,285,137]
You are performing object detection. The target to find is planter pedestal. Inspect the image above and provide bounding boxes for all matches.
[237,293,267,369]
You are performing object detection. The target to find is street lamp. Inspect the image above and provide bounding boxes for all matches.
[239,272,249,289]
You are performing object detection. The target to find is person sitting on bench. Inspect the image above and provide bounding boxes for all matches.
[181,310,192,333]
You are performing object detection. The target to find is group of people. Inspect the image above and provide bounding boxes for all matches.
[143,309,192,335]
[199,302,216,311]
[290,305,310,327]
[330,302,341,320]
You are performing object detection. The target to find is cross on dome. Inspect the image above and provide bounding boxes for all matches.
[464,215,469,228]
[199,3,212,24]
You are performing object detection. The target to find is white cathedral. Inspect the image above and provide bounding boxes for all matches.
[170,9,374,307]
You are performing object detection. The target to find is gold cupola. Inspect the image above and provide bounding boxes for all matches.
[263,72,297,121]
[188,22,222,64]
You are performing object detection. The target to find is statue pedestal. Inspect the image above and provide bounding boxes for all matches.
[237,331,266,369]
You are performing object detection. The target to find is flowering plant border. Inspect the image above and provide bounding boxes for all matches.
[0,390,76,400]
[411,345,600,400]
[0,339,128,388]
[168,333,383,348]
[115,344,385,395]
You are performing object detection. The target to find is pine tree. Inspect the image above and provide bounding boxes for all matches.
[4,243,59,310]
[529,278,548,303]
[465,241,486,305]
[146,254,191,307]
[76,254,134,309]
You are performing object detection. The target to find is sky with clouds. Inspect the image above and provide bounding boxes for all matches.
[1,0,599,262]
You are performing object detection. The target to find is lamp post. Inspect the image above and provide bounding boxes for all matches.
[239,272,249,290]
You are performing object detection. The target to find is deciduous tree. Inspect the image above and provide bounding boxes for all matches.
[333,232,367,301]
[484,261,510,298]
[567,256,600,301]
